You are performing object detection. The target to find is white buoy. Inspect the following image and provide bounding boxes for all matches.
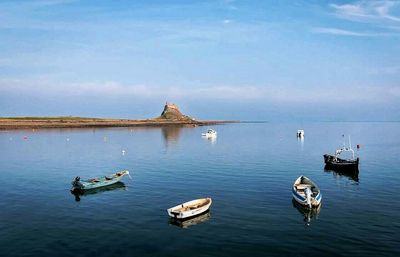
[122,150,126,155]
[66,138,70,141]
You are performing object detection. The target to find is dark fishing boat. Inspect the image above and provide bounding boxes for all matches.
[324,136,359,171]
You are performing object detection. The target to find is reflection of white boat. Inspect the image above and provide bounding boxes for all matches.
[169,211,211,228]
[167,198,212,219]
[297,129,304,137]
[202,129,217,138]
[292,176,322,208]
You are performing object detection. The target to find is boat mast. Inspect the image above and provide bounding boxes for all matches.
[348,135,354,159]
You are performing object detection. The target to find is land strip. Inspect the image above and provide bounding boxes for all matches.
[0,117,239,130]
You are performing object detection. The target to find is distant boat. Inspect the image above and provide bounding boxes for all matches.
[324,136,359,170]
[167,198,212,220]
[297,129,304,137]
[202,129,217,138]
[71,170,130,193]
[292,176,322,208]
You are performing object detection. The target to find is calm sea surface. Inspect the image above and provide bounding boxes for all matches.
[0,122,399,257]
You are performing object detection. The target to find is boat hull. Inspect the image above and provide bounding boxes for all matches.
[324,154,359,170]
[167,198,212,220]
[71,170,130,192]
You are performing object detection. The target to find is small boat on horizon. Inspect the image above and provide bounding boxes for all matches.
[167,198,212,220]
[71,170,131,193]
[292,176,322,208]
[202,129,217,138]
[297,129,304,137]
[324,136,359,171]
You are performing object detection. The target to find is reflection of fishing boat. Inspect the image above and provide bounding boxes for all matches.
[324,168,359,182]
[71,170,130,193]
[202,129,217,138]
[292,176,322,208]
[169,211,211,228]
[297,129,304,137]
[324,136,359,171]
[71,182,127,201]
[292,199,321,224]
[167,198,212,219]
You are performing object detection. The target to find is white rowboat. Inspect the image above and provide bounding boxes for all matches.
[167,198,212,219]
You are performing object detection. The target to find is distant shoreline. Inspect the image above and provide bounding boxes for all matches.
[0,117,239,130]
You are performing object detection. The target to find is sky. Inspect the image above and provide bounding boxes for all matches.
[0,0,399,121]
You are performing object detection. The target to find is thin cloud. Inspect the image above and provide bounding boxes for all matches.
[1,79,398,104]
[330,0,400,23]
[312,27,385,36]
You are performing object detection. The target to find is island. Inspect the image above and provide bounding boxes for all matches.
[0,102,239,129]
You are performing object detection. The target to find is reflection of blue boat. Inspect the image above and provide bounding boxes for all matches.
[71,182,127,201]
[71,170,130,193]
[292,199,321,225]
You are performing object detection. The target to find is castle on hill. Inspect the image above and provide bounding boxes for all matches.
[158,102,194,121]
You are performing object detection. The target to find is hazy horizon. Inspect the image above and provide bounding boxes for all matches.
[1,0,399,121]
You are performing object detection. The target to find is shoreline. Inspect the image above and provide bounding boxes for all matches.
[0,117,239,130]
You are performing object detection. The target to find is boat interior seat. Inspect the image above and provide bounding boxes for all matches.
[296,184,311,190]
[105,176,112,180]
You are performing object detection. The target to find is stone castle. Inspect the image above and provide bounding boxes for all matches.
[158,102,193,121]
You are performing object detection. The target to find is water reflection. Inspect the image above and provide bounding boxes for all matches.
[201,135,217,144]
[297,135,304,150]
[169,211,211,228]
[162,126,183,147]
[71,182,127,201]
[324,167,359,182]
[297,135,304,143]
[292,199,321,225]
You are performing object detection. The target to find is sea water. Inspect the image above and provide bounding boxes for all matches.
[0,122,399,257]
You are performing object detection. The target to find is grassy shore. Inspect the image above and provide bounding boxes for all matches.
[0,116,239,129]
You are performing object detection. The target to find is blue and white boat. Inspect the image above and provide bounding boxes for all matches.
[292,176,322,208]
[71,170,130,193]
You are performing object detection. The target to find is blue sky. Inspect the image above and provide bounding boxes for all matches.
[0,0,399,121]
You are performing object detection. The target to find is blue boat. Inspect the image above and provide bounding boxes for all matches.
[71,170,130,193]
[292,176,322,208]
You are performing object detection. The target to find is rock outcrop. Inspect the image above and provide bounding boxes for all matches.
[158,102,193,121]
